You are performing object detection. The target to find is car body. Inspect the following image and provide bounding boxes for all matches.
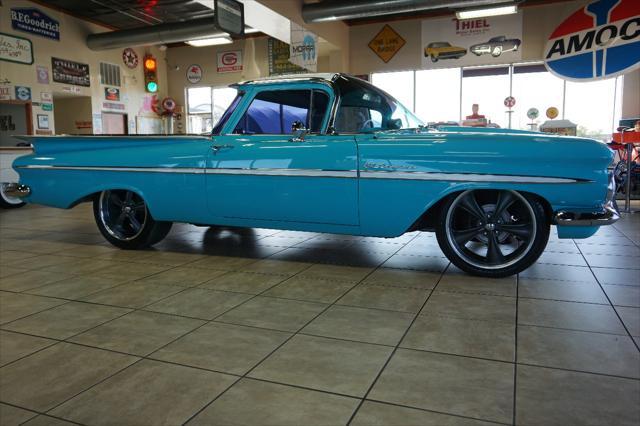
[9,73,618,277]
[424,42,467,62]
[470,36,522,57]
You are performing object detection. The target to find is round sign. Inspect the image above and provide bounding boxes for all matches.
[504,96,516,108]
[122,48,139,69]
[186,64,203,84]
[527,108,539,120]
[546,107,559,119]
[162,97,176,113]
[221,52,238,66]
[544,0,640,81]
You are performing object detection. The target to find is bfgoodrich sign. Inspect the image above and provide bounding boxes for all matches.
[11,8,60,41]
[544,0,640,81]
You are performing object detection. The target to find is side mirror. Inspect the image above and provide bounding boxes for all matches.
[388,118,402,130]
[290,120,308,142]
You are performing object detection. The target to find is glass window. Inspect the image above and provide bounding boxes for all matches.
[187,87,213,134]
[212,87,238,126]
[460,67,511,128]
[371,71,414,112]
[415,68,462,124]
[511,66,565,131]
[565,77,620,141]
[233,90,329,135]
[212,93,243,135]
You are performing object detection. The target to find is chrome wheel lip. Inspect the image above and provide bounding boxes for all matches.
[445,190,536,270]
[0,183,26,205]
[99,190,147,241]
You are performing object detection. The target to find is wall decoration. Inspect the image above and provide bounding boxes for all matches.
[37,114,49,129]
[0,32,34,65]
[36,65,49,83]
[61,86,81,94]
[421,12,522,68]
[40,92,52,102]
[217,50,243,73]
[186,64,203,84]
[268,38,304,76]
[546,107,559,119]
[102,102,125,111]
[122,48,139,69]
[92,113,103,134]
[289,23,318,72]
[52,58,90,87]
[14,86,31,101]
[11,8,60,41]
[0,86,12,100]
[75,120,92,129]
[368,25,406,63]
[41,103,53,111]
[161,97,177,114]
[104,87,120,101]
[544,0,640,82]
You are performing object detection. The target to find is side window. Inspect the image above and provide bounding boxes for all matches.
[233,89,329,135]
[334,106,383,133]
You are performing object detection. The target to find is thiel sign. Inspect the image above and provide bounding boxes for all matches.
[11,8,60,41]
[544,0,640,81]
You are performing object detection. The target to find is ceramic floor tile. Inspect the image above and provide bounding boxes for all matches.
[351,401,495,426]
[401,314,515,362]
[516,365,640,426]
[382,255,450,272]
[50,360,236,426]
[422,292,516,322]
[519,264,596,283]
[189,378,359,426]
[70,310,204,356]
[250,334,392,397]
[616,306,640,336]
[241,259,312,276]
[518,278,609,304]
[518,325,640,378]
[136,266,226,287]
[518,298,627,334]
[144,288,252,320]
[437,273,516,296]
[362,268,440,289]
[0,270,73,292]
[603,284,640,307]
[21,415,77,426]
[94,262,171,280]
[0,403,37,426]
[298,263,374,282]
[0,292,66,325]
[81,282,184,309]
[369,349,514,424]
[584,254,640,269]
[0,342,137,411]
[199,271,287,294]
[592,268,639,286]
[0,330,56,367]
[189,255,258,270]
[3,301,130,340]
[216,296,327,332]
[152,322,290,375]
[26,275,128,299]
[302,304,414,346]
[263,276,356,303]
[337,283,431,313]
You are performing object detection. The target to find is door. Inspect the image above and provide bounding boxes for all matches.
[0,101,32,147]
[102,112,127,134]
[206,87,359,226]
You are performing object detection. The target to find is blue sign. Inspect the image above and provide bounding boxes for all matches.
[544,0,640,81]
[11,8,60,41]
[15,86,32,101]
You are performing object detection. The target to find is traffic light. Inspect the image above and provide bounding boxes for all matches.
[143,55,158,93]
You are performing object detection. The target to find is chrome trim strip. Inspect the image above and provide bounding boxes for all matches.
[17,165,205,174]
[205,168,356,178]
[360,171,581,184]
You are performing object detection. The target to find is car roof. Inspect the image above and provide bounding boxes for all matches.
[237,73,340,86]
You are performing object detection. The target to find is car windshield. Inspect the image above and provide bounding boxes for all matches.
[211,93,243,135]
[334,76,424,133]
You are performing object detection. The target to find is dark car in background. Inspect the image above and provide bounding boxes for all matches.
[470,36,522,57]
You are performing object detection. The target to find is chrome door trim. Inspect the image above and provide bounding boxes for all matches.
[205,168,357,178]
[16,165,206,174]
[359,170,584,184]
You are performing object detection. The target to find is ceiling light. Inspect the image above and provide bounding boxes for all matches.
[186,36,233,47]
[456,5,518,20]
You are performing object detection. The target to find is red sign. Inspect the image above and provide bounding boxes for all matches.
[504,96,516,108]
[217,50,243,73]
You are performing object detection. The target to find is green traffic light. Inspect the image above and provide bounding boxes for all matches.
[146,81,158,92]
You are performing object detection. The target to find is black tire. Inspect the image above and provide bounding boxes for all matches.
[93,189,172,250]
[436,189,549,278]
[0,183,27,209]
[431,55,438,62]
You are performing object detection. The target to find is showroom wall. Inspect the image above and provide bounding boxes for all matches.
[0,0,168,135]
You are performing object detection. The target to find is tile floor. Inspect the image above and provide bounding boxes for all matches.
[0,203,638,426]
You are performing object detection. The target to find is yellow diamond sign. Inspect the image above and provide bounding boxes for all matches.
[368,25,406,63]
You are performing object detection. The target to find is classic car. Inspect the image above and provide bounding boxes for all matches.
[1,147,31,208]
[470,36,522,57]
[7,73,618,277]
[424,42,467,62]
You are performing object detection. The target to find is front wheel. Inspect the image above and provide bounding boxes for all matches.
[93,189,172,250]
[436,189,549,278]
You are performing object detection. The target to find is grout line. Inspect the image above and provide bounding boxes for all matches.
[512,272,520,425]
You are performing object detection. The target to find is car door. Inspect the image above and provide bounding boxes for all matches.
[206,85,359,226]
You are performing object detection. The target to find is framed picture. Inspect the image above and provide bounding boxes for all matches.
[37,114,49,129]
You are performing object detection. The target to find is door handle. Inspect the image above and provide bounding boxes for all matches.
[212,144,234,153]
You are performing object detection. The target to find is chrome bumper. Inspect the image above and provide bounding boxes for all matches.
[4,183,31,198]
[555,200,620,226]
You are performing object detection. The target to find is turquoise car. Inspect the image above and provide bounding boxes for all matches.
[8,73,618,277]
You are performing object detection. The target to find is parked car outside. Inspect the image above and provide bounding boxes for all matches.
[9,74,618,277]
[470,36,522,57]
[424,42,467,62]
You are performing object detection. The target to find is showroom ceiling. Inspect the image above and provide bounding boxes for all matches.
[40,0,216,29]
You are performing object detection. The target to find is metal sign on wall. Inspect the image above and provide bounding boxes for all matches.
[52,57,90,87]
[421,11,523,68]
[268,38,305,76]
[0,32,34,65]
[369,25,406,63]
[289,23,318,72]
[11,8,60,41]
[544,0,640,81]
[217,50,243,73]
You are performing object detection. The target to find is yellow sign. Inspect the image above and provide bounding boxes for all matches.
[546,107,559,119]
[368,25,406,63]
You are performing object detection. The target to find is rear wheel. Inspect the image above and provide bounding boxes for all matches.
[436,189,549,277]
[93,189,172,249]
[491,46,503,57]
